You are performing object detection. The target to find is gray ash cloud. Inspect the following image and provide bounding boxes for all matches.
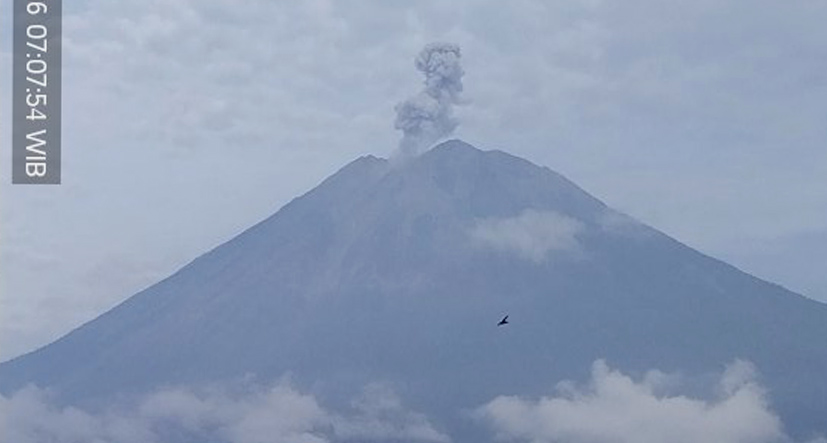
[394,43,464,156]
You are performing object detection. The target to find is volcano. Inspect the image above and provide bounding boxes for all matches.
[2,139,826,439]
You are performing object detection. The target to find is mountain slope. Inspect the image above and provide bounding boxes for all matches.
[2,139,826,438]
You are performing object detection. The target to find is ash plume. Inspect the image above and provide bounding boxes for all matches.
[394,43,465,156]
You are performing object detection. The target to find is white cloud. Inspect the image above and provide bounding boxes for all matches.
[0,380,448,443]
[471,209,584,262]
[0,385,155,443]
[332,383,451,443]
[476,359,798,443]
[137,383,330,443]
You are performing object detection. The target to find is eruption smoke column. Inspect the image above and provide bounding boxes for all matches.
[394,43,464,156]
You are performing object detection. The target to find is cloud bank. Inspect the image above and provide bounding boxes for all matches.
[477,360,800,443]
[331,383,451,443]
[471,209,584,262]
[394,43,465,156]
[2,362,824,443]
[0,381,449,443]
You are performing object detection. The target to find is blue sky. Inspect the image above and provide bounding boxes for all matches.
[1,0,826,361]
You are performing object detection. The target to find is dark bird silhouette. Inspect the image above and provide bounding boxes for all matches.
[497,315,509,326]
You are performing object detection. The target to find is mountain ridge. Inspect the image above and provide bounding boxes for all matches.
[2,139,826,438]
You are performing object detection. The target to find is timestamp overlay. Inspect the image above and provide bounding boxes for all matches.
[12,0,61,184]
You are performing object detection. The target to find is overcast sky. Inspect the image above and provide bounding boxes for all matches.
[1,0,825,361]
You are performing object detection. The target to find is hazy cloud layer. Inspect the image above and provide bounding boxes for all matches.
[477,360,808,443]
[4,362,823,443]
[0,381,449,443]
[331,383,451,443]
[471,210,584,262]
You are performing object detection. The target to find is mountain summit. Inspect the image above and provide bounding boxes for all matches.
[2,140,826,438]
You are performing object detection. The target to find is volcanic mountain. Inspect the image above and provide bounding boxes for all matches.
[2,140,826,438]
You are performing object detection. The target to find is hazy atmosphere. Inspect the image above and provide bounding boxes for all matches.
[1,0,825,382]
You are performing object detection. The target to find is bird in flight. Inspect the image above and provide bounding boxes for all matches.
[497,315,509,326]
